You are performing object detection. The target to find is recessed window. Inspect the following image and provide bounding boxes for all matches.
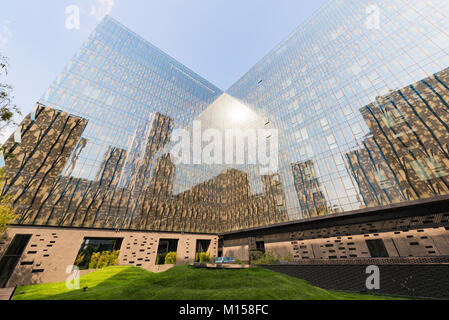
[74,237,123,270]
[156,239,179,265]
[256,241,266,254]
[366,239,389,258]
[0,234,32,288]
[195,239,212,262]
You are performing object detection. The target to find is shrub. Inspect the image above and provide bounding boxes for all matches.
[96,251,110,269]
[88,252,101,269]
[110,250,120,265]
[251,251,277,265]
[0,169,15,236]
[164,252,177,264]
[87,250,120,269]
[199,252,210,264]
[250,250,263,262]
[280,253,294,263]
[0,201,15,236]
[195,252,211,264]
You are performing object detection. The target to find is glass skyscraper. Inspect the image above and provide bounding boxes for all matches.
[2,0,449,235]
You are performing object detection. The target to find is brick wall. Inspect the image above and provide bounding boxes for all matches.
[0,226,218,287]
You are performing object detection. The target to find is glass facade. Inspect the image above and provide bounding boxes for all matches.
[228,0,449,222]
[2,0,449,234]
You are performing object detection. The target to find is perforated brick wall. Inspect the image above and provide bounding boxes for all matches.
[0,226,218,287]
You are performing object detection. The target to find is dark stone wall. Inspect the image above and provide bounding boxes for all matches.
[264,264,449,299]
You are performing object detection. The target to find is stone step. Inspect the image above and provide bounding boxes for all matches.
[0,288,16,301]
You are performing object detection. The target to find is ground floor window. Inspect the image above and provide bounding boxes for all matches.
[366,239,389,258]
[250,241,266,263]
[195,239,211,262]
[74,237,123,270]
[256,241,266,254]
[0,234,31,288]
[156,239,179,265]
[217,239,223,258]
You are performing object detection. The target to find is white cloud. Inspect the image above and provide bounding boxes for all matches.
[0,20,12,49]
[90,0,115,21]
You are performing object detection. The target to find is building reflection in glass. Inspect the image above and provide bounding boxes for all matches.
[3,0,449,233]
[346,68,449,207]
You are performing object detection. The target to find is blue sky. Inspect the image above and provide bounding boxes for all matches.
[0,0,327,117]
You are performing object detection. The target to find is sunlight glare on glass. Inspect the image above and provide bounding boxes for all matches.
[228,102,252,124]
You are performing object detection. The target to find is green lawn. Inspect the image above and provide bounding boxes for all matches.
[13,265,402,300]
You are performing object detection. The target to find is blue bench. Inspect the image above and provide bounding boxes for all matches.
[215,257,236,264]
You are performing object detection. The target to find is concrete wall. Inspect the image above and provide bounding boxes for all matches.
[0,226,218,287]
[265,241,295,258]
[223,245,249,261]
[288,227,449,260]
[223,227,449,262]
